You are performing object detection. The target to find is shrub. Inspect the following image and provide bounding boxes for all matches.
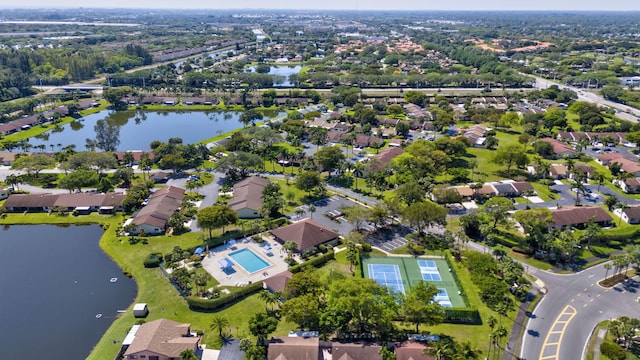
[600,341,627,360]
[144,253,163,268]
[361,243,372,252]
[290,250,335,273]
[187,282,263,311]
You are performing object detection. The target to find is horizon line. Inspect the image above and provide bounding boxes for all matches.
[1,7,639,12]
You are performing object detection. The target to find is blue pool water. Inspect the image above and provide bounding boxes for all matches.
[228,248,270,274]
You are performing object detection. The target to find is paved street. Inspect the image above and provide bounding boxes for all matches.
[521,262,640,360]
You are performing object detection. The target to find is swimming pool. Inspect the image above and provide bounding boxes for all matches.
[228,248,270,274]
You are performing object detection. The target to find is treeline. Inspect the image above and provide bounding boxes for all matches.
[0,44,152,101]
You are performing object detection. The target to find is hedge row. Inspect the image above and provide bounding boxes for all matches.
[444,252,470,308]
[443,308,482,325]
[186,281,263,311]
[290,250,335,273]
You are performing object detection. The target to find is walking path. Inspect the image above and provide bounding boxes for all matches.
[592,328,608,360]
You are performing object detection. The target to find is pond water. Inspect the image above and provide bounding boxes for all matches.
[0,224,137,360]
[247,65,301,87]
[28,110,248,151]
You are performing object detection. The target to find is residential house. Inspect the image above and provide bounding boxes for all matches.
[395,341,434,360]
[550,206,612,230]
[463,124,489,147]
[615,177,640,193]
[3,194,59,212]
[267,336,331,360]
[511,181,536,195]
[331,342,382,360]
[0,151,31,166]
[537,138,577,158]
[270,218,340,254]
[151,171,170,184]
[477,184,498,197]
[114,151,155,165]
[446,185,474,200]
[549,164,569,179]
[263,270,293,293]
[363,146,403,174]
[614,205,640,224]
[123,319,200,360]
[228,176,270,219]
[3,192,124,213]
[611,157,640,176]
[354,135,384,148]
[491,182,518,197]
[130,186,185,235]
[571,164,595,180]
[597,153,623,167]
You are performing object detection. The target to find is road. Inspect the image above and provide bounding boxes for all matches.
[520,262,639,360]
[532,76,640,122]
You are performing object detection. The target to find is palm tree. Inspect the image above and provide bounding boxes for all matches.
[210,316,230,338]
[179,349,198,360]
[352,161,364,190]
[283,240,298,260]
[259,290,280,313]
[425,341,453,360]
[308,205,316,219]
[593,171,606,191]
[604,263,612,280]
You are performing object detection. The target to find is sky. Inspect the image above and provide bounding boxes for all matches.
[3,0,640,11]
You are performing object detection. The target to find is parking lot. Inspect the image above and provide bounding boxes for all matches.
[290,195,358,235]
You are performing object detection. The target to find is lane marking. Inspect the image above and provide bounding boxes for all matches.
[539,305,577,360]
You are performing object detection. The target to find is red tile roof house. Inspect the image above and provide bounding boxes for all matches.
[549,164,569,180]
[362,146,404,175]
[611,157,640,176]
[228,176,269,219]
[3,192,125,213]
[549,206,612,231]
[123,319,200,360]
[537,138,577,158]
[130,186,185,235]
[270,218,340,254]
[614,177,640,194]
[614,205,640,224]
[267,336,332,360]
[395,341,435,360]
[263,270,293,293]
[596,153,623,167]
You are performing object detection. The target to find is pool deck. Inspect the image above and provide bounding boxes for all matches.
[201,237,291,288]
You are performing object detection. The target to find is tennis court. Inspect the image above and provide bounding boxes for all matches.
[367,263,406,294]
[362,256,465,308]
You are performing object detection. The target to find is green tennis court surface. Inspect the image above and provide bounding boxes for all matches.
[362,256,465,308]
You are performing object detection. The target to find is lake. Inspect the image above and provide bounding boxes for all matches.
[28,110,248,151]
[247,65,301,87]
[0,224,137,360]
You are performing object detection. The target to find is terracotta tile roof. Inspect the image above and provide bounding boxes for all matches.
[538,138,576,156]
[549,164,568,176]
[611,157,640,174]
[512,181,534,192]
[4,194,59,209]
[270,218,339,251]
[228,176,269,213]
[133,186,185,229]
[551,206,612,227]
[263,271,293,292]
[267,336,329,360]
[622,205,640,220]
[332,342,382,360]
[447,186,474,197]
[395,341,434,360]
[123,319,199,358]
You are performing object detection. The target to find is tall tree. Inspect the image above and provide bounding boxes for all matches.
[400,281,444,332]
[197,205,238,239]
[402,201,447,235]
[491,144,529,174]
